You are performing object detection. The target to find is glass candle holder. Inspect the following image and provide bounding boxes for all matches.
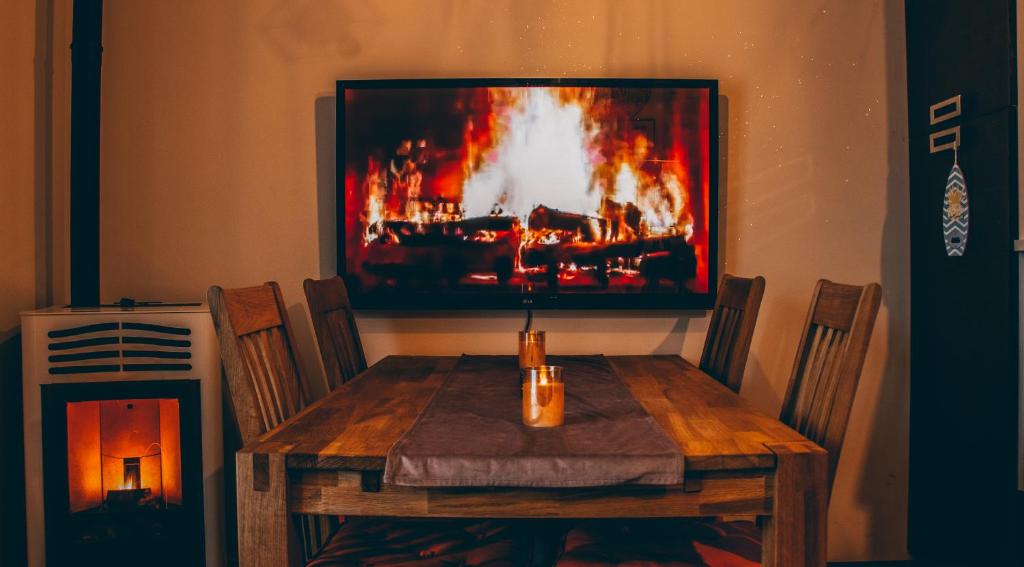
[521,365,565,428]
[520,329,544,368]
[519,330,546,368]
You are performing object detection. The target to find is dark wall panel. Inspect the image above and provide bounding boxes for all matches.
[906,0,1020,564]
[0,333,27,566]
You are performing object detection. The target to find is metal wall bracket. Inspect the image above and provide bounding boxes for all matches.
[929,125,960,154]
[930,94,962,125]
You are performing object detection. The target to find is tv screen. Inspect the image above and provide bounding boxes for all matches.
[338,79,717,309]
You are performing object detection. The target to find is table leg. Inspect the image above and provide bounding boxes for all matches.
[237,451,302,567]
[762,441,828,567]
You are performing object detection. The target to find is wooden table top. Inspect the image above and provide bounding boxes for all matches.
[244,354,811,473]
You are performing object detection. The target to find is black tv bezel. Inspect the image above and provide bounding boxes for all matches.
[336,78,719,310]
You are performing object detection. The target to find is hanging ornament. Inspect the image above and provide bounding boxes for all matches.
[942,145,968,256]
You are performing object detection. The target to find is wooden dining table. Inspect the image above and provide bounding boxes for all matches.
[236,355,827,567]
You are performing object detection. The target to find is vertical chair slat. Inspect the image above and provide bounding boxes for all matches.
[240,333,276,431]
[329,312,357,382]
[267,327,300,418]
[809,330,847,441]
[703,310,726,375]
[253,330,285,424]
[711,308,738,375]
[803,326,835,430]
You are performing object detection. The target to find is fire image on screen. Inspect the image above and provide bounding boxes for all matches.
[343,85,711,296]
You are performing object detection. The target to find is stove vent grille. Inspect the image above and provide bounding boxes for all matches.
[47,322,193,375]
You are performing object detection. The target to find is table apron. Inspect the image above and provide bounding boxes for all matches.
[286,469,774,518]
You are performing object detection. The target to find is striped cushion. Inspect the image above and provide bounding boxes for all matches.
[555,519,761,567]
[307,517,531,566]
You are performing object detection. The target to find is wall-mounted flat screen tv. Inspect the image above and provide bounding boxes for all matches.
[338,79,717,309]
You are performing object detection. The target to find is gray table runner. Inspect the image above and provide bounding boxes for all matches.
[383,355,685,488]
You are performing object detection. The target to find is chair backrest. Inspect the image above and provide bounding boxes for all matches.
[303,276,367,391]
[208,281,311,445]
[699,274,766,393]
[780,279,882,495]
[209,282,337,561]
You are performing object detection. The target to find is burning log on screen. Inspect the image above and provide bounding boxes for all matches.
[363,215,520,288]
[638,235,698,291]
[523,203,696,290]
[368,215,518,244]
[527,206,605,243]
[523,206,604,289]
[600,198,642,242]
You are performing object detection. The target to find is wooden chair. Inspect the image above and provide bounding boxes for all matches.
[303,276,366,390]
[208,282,331,560]
[779,279,882,492]
[556,279,882,567]
[211,282,530,566]
[699,274,766,393]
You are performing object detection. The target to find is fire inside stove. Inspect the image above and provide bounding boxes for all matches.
[66,398,182,513]
[344,85,711,294]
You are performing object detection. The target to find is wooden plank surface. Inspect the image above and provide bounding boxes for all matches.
[243,355,809,473]
[609,355,806,470]
[251,356,456,470]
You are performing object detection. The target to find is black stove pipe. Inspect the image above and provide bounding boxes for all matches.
[69,0,102,306]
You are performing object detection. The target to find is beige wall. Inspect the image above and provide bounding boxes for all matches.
[0,4,37,562]
[0,0,68,335]
[0,0,42,335]
[98,0,909,560]
[1,1,65,561]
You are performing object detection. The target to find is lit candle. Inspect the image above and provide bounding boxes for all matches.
[519,330,546,368]
[522,365,565,428]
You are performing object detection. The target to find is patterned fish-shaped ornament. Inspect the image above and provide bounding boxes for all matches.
[943,158,968,256]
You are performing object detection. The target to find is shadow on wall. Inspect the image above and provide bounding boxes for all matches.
[0,330,27,565]
[287,300,331,401]
[315,95,337,279]
[739,290,805,414]
[712,93,789,409]
[718,95,730,284]
[855,0,911,559]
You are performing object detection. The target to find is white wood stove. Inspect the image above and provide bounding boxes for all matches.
[21,305,223,567]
